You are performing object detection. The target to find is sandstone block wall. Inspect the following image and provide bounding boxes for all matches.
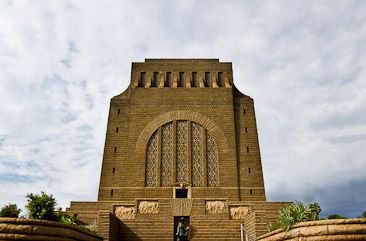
[0,217,102,241]
[257,218,366,241]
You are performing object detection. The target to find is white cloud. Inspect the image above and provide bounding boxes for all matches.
[0,0,365,217]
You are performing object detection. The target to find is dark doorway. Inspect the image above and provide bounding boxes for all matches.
[175,188,188,198]
[174,216,190,241]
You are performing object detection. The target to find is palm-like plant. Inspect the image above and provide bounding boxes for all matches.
[268,201,321,232]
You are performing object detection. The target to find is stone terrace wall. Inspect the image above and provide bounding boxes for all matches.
[257,218,366,241]
[0,217,103,241]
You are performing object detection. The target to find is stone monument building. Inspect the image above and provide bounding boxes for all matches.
[67,59,288,241]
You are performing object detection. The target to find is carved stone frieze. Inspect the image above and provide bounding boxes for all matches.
[229,206,249,220]
[138,201,159,214]
[115,206,136,220]
[206,201,227,214]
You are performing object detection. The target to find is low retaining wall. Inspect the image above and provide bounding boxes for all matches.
[0,217,103,241]
[257,218,366,241]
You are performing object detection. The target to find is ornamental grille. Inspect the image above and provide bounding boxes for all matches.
[145,120,219,187]
[145,130,158,186]
[161,122,173,186]
[176,121,189,183]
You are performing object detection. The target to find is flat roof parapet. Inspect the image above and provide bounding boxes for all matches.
[144,58,220,63]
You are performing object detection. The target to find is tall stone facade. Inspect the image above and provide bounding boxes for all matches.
[67,59,289,241]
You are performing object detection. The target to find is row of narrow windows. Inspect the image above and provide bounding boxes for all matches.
[138,71,226,87]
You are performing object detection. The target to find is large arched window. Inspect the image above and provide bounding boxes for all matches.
[145,120,219,187]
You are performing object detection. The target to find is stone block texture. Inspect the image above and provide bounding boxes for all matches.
[0,218,102,241]
[257,218,366,241]
[67,59,288,240]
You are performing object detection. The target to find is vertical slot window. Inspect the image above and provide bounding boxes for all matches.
[204,72,210,87]
[152,72,159,87]
[138,72,146,87]
[117,109,120,115]
[191,72,197,87]
[178,72,185,87]
[165,72,172,87]
[217,72,223,87]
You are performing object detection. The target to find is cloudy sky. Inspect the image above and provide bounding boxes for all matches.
[0,0,365,218]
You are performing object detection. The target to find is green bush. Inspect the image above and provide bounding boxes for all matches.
[0,203,21,218]
[308,202,321,220]
[25,191,58,221]
[267,201,321,232]
[58,213,79,225]
[327,214,346,219]
[362,211,366,218]
[80,225,97,235]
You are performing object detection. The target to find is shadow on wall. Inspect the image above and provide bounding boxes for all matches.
[119,221,143,241]
[189,225,197,240]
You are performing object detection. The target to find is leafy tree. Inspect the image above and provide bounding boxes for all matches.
[25,191,58,221]
[308,203,321,220]
[327,214,346,219]
[363,211,366,218]
[0,203,21,218]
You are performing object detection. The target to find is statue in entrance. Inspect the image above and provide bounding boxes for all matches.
[176,217,189,241]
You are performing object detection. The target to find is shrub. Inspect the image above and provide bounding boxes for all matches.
[327,214,346,219]
[58,213,79,225]
[362,211,366,218]
[25,191,58,221]
[0,203,21,218]
[267,201,321,232]
[308,202,321,220]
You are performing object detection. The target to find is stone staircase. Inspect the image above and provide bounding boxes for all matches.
[119,218,243,241]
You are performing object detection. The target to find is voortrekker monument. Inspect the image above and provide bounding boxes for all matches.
[66,59,289,241]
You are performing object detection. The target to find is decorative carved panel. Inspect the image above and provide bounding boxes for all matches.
[145,130,158,186]
[145,120,219,187]
[192,122,203,186]
[138,201,159,214]
[115,206,136,220]
[206,132,219,187]
[206,201,227,214]
[229,206,249,220]
[176,120,189,183]
[161,122,173,186]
